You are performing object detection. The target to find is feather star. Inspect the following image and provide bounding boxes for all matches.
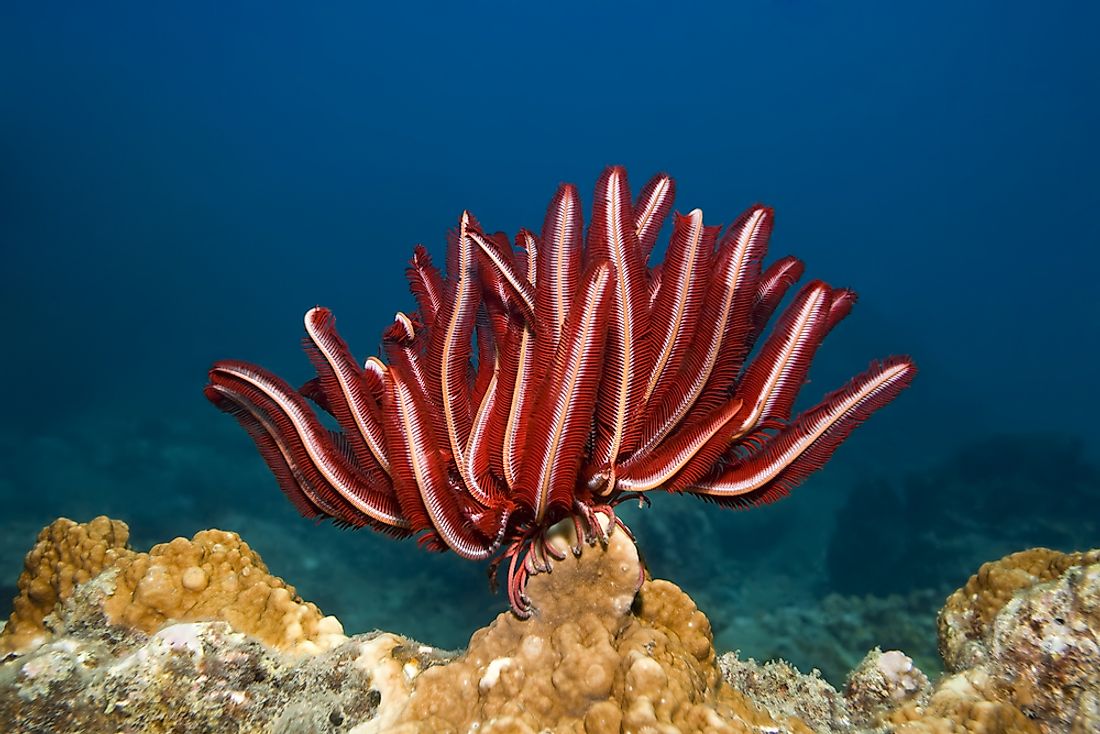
[206,166,916,618]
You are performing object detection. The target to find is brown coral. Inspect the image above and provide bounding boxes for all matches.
[385,519,814,734]
[0,516,129,654]
[886,668,1041,734]
[4,516,1098,734]
[938,548,1100,672]
[100,529,346,654]
[986,560,1100,733]
[0,517,344,656]
[916,548,1100,734]
[2,515,818,734]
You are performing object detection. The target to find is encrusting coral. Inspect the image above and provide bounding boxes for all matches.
[983,556,1100,732]
[719,654,853,733]
[938,548,1100,672]
[901,547,1100,734]
[0,516,346,657]
[1,516,1097,734]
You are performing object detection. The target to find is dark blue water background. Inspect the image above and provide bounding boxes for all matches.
[3,1,1097,681]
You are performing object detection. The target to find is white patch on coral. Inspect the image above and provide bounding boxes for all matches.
[479,657,513,691]
[518,634,544,660]
[348,633,417,734]
[877,650,924,699]
[18,654,53,680]
[156,623,209,659]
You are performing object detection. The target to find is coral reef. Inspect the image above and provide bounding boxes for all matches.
[100,528,347,655]
[0,517,346,658]
[884,668,1041,734]
[938,548,1100,672]
[719,654,852,733]
[0,516,815,733]
[389,517,809,733]
[1,516,1097,734]
[986,563,1100,731]
[934,549,1100,733]
[0,516,129,653]
[881,547,1100,734]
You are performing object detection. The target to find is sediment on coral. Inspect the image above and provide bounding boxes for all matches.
[1,516,1097,734]
[0,620,423,734]
[719,654,852,733]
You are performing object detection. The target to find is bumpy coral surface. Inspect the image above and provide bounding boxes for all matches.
[0,516,129,654]
[920,548,1100,734]
[0,516,345,657]
[2,517,1097,734]
[101,528,346,654]
[886,668,1041,734]
[938,548,1100,672]
[384,518,812,734]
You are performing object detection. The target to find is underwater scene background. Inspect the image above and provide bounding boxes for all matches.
[2,1,1097,685]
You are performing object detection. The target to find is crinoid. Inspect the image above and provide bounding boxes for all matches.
[206,166,915,617]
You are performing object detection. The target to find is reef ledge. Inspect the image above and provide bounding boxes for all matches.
[0,516,1097,734]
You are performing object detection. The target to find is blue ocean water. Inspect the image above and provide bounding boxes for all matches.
[2,1,1097,682]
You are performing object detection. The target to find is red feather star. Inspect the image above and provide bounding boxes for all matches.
[206,166,916,617]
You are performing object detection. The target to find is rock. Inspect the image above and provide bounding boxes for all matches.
[843,648,930,726]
